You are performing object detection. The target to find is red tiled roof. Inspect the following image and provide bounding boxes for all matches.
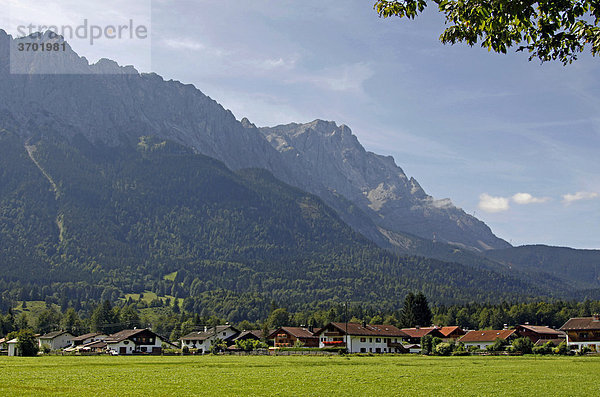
[270,327,319,339]
[439,326,465,337]
[401,327,441,338]
[316,323,407,337]
[517,325,564,336]
[560,317,600,331]
[459,329,516,343]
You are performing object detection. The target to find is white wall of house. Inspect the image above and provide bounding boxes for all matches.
[7,340,18,356]
[181,328,238,353]
[565,338,600,351]
[107,337,163,355]
[319,335,404,353]
[463,341,495,350]
[38,333,73,350]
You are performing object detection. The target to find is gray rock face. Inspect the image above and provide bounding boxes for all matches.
[0,29,509,252]
[260,120,510,251]
[0,30,292,181]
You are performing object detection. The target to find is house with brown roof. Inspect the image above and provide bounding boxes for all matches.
[232,330,268,343]
[269,327,320,348]
[37,330,74,351]
[515,324,565,344]
[180,325,240,354]
[315,322,408,353]
[69,332,108,347]
[458,329,517,350]
[105,329,165,355]
[401,327,445,344]
[560,315,600,351]
[439,326,467,341]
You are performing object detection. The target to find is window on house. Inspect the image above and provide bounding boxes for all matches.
[360,338,366,343]
[375,338,381,343]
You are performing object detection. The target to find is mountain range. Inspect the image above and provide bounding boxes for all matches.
[0,29,599,319]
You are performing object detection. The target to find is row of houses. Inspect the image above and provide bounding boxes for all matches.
[0,328,171,356]
[2,315,600,356]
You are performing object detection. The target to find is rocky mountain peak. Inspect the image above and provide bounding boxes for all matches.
[0,31,509,252]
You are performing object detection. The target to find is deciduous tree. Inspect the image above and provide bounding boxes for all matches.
[375,0,600,64]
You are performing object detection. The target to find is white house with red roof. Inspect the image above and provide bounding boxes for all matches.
[315,322,408,353]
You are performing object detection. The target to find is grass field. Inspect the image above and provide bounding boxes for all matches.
[0,355,598,396]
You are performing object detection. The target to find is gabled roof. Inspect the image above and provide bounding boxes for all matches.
[517,325,564,336]
[105,329,157,343]
[233,330,267,341]
[180,325,240,341]
[459,329,516,343]
[560,317,600,331]
[439,326,465,337]
[270,327,319,339]
[39,330,71,339]
[316,323,407,337]
[534,338,564,347]
[401,327,442,338]
[71,332,106,342]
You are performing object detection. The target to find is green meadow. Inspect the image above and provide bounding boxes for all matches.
[0,355,598,396]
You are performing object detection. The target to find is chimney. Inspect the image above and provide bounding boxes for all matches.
[503,324,508,330]
[362,321,367,328]
[415,325,420,330]
[204,326,208,332]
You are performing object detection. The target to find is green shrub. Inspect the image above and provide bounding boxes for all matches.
[486,338,508,352]
[511,337,533,354]
[16,329,39,357]
[435,342,453,356]
[553,341,569,355]
[532,342,554,355]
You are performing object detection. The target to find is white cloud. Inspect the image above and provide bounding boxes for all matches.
[562,191,599,205]
[160,38,204,51]
[512,192,550,205]
[478,193,510,213]
[289,63,375,94]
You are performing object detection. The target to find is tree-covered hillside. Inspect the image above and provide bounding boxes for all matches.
[0,132,591,321]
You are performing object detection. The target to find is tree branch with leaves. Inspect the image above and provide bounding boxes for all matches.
[375,0,600,64]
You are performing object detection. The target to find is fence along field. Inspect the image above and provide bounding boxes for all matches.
[1,354,599,396]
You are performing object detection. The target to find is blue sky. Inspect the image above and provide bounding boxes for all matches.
[3,0,599,248]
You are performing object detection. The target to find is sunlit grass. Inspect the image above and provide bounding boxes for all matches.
[0,355,598,396]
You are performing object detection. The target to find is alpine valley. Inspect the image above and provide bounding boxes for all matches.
[0,30,599,322]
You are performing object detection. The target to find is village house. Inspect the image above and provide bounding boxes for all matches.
[232,330,267,343]
[69,332,108,347]
[0,337,7,354]
[459,329,517,350]
[515,324,565,344]
[560,315,600,351]
[105,329,165,355]
[401,327,445,344]
[315,322,408,353]
[7,338,18,356]
[269,327,320,348]
[180,325,240,353]
[37,330,74,351]
[66,340,108,354]
[439,326,466,341]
